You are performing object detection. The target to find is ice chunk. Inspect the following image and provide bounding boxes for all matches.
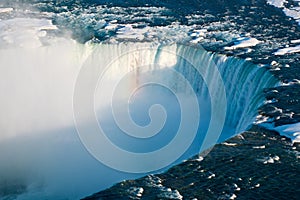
[127,187,144,198]
[267,0,287,8]
[273,123,300,143]
[222,142,238,146]
[291,39,300,44]
[267,0,300,25]
[253,145,266,149]
[224,37,260,50]
[230,194,237,200]
[274,45,300,55]
[0,7,13,13]
[258,155,280,164]
[283,8,300,20]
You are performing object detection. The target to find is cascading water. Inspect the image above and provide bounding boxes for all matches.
[0,42,278,199]
[174,45,278,140]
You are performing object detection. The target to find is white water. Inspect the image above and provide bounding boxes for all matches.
[0,41,278,199]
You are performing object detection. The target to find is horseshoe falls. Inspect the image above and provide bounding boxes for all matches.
[0,42,278,199]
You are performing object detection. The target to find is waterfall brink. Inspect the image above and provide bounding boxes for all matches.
[0,42,278,199]
[174,45,278,138]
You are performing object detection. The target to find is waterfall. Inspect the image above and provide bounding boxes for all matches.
[174,45,278,138]
[0,42,278,199]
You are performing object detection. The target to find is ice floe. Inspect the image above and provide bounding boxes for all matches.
[127,187,144,198]
[157,189,183,200]
[283,7,300,20]
[274,45,300,55]
[0,7,13,13]
[291,39,300,44]
[193,156,204,162]
[253,145,266,149]
[260,122,300,143]
[272,123,300,143]
[222,142,238,146]
[267,0,300,25]
[145,175,183,200]
[207,172,216,179]
[229,194,237,200]
[224,37,260,50]
[257,155,280,164]
[267,0,287,8]
[233,183,241,191]
[281,79,300,86]
[255,115,273,124]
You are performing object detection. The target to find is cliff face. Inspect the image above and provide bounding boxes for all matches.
[83,126,300,200]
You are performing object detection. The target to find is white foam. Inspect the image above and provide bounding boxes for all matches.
[274,45,300,55]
